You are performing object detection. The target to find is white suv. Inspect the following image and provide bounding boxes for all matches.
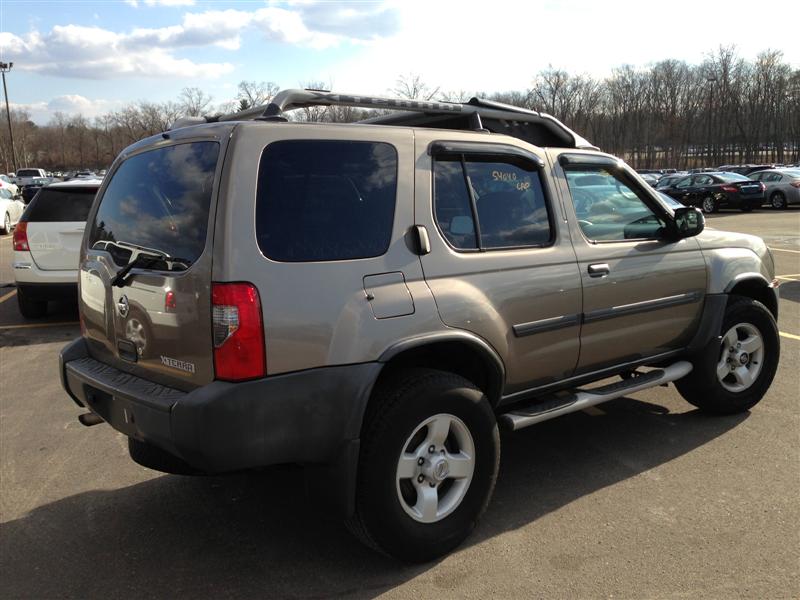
[13,179,101,317]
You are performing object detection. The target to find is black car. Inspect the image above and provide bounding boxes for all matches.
[21,177,52,204]
[660,172,765,213]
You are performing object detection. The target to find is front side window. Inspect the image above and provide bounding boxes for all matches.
[90,141,219,270]
[256,140,398,262]
[433,153,552,250]
[564,167,665,241]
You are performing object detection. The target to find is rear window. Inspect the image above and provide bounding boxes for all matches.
[23,187,98,222]
[17,169,41,177]
[89,142,219,268]
[256,140,398,262]
[717,173,749,182]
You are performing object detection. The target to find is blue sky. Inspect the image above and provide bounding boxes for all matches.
[1,0,799,124]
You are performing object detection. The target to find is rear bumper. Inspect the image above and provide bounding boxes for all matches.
[59,337,380,473]
[13,250,78,285]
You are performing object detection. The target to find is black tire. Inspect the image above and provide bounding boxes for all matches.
[770,192,787,210]
[347,368,500,562]
[676,296,779,414]
[701,196,718,214]
[17,287,48,318]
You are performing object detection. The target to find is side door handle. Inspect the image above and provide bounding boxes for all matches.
[588,263,610,277]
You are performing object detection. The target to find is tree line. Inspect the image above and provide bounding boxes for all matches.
[1,47,798,173]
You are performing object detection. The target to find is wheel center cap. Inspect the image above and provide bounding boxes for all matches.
[738,352,749,365]
[426,457,449,482]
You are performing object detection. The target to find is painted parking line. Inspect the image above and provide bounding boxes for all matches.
[780,331,800,342]
[0,289,17,304]
[770,247,800,254]
[775,274,800,281]
[0,321,78,331]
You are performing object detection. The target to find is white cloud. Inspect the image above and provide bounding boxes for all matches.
[126,0,197,7]
[0,2,401,79]
[11,96,122,124]
[0,26,234,79]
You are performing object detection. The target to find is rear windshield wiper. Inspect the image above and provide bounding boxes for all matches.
[110,251,192,288]
[111,252,167,287]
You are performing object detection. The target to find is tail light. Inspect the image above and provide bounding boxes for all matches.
[165,290,176,312]
[12,221,29,251]
[759,182,766,191]
[211,282,265,381]
[720,185,738,193]
[791,181,800,188]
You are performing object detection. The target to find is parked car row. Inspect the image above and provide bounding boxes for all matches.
[635,165,800,213]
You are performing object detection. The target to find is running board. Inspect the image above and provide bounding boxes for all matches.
[500,361,693,431]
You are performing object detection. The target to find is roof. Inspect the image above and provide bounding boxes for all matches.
[169,88,596,150]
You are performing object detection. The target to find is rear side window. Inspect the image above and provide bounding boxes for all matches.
[89,142,219,268]
[256,140,398,262]
[433,153,552,250]
[23,187,97,222]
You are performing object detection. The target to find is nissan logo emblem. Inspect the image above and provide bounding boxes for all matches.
[117,295,129,317]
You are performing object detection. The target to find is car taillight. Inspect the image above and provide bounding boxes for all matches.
[759,182,766,191]
[211,282,265,381]
[12,222,29,251]
[791,181,800,188]
[165,290,176,312]
[720,185,738,193]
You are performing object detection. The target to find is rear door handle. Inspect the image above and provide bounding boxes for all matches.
[588,263,610,277]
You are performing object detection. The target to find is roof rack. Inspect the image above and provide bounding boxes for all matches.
[169,88,596,150]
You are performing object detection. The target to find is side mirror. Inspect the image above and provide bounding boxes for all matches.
[671,206,704,239]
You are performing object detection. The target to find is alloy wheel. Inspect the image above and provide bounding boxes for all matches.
[716,322,764,393]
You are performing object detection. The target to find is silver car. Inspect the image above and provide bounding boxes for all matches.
[749,169,800,209]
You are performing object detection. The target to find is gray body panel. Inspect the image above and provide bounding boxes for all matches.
[547,148,707,371]
[413,130,582,393]
[214,122,445,376]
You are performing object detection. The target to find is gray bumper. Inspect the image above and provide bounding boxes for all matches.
[60,337,380,473]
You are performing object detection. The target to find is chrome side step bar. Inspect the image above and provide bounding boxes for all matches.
[500,361,693,431]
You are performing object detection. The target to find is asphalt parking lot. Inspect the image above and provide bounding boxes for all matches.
[1,209,798,599]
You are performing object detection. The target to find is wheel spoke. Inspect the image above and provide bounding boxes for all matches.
[445,452,473,479]
[723,328,738,349]
[732,365,754,387]
[740,334,762,355]
[426,415,451,447]
[717,358,731,382]
[415,484,438,521]
[396,453,418,479]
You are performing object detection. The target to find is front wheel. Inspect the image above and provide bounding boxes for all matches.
[348,369,499,562]
[676,296,779,414]
[701,196,718,214]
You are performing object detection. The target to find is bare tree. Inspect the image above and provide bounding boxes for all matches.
[178,87,214,117]
[393,74,440,101]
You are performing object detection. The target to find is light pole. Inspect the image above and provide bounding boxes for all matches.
[706,75,717,166]
[0,61,18,173]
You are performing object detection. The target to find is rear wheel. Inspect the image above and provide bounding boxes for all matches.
[348,369,499,562]
[17,287,48,318]
[771,192,787,210]
[677,296,779,414]
[701,196,718,214]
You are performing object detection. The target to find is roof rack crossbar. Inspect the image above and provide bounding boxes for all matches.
[170,88,595,149]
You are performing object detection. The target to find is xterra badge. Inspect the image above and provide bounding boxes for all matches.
[160,355,196,374]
